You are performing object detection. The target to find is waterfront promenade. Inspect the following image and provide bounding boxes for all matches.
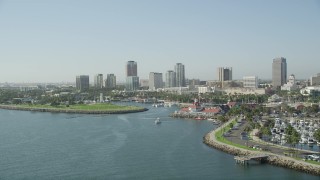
[204,118,320,176]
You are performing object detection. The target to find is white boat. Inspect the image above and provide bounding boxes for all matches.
[299,137,307,144]
[308,138,315,145]
[155,117,161,124]
[212,120,221,125]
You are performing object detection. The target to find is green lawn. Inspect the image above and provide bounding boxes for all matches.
[15,103,144,112]
[215,120,256,151]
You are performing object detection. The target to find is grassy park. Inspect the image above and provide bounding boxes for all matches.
[2,103,146,114]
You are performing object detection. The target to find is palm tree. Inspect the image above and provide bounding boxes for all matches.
[285,124,301,155]
[314,129,320,146]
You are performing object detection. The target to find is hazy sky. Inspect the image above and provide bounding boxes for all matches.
[0,0,320,83]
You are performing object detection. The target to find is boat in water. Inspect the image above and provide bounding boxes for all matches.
[212,120,221,125]
[308,138,315,145]
[155,117,161,124]
[195,117,205,120]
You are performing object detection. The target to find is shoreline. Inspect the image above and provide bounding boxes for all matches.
[0,105,148,114]
[203,119,320,176]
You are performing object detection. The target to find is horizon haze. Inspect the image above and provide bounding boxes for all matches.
[0,0,320,83]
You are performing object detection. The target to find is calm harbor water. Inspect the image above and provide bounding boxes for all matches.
[0,103,318,179]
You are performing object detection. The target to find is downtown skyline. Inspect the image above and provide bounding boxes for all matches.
[0,0,320,83]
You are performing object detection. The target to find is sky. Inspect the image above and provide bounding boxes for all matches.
[0,0,320,83]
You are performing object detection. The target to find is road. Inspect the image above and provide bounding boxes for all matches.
[224,120,319,158]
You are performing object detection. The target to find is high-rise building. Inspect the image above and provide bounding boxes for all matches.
[126,61,139,91]
[94,74,104,88]
[243,76,258,88]
[126,76,139,91]
[165,70,176,88]
[272,57,287,88]
[310,73,320,86]
[105,74,116,89]
[126,61,137,77]
[76,75,89,92]
[217,67,232,82]
[174,63,185,87]
[149,72,163,90]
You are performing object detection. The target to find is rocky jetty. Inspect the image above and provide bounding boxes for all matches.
[203,130,320,176]
[203,132,254,157]
[267,155,320,176]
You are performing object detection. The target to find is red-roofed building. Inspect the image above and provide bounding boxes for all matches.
[227,102,237,109]
[202,107,222,115]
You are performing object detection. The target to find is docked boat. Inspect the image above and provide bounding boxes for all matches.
[308,138,315,145]
[212,120,221,125]
[299,137,308,144]
[152,103,164,108]
[195,117,205,120]
[155,117,161,124]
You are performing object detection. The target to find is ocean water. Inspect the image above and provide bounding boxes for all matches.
[0,104,318,179]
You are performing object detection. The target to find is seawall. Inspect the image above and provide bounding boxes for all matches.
[0,105,148,114]
[203,130,320,176]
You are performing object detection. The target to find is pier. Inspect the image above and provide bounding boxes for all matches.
[234,154,269,165]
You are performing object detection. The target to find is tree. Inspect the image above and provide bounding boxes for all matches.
[285,124,300,150]
[217,115,227,123]
[229,123,234,129]
[314,129,320,145]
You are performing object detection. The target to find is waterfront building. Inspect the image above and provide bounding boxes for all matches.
[243,76,258,88]
[149,72,163,91]
[76,75,89,92]
[126,76,139,91]
[165,70,176,88]
[281,74,297,91]
[272,57,287,88]
[94,74,104,89]
[105,74,116,89]
[310,73,320,86]
[126,61,137,77]
[175,63,186,87]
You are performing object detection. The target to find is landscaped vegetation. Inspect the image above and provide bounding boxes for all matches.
[15,103,144,111]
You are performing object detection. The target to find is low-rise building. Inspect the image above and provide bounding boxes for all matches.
[310,73,320,86]
[300,86,320,96]
[281,74,297,91]
[224,87,265,95]
[243,76,258,88]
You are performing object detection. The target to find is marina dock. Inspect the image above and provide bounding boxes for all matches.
[234,154,269,165]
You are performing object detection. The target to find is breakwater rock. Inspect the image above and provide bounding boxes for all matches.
[203,131,320,176]
[267,155,320,176]
[0,105,148,114]
[203,133,255,157]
